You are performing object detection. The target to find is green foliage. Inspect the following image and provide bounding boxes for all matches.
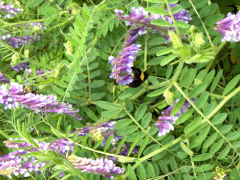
[0,0,240,180]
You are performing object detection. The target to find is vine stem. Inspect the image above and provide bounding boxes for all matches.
[165,0,180,37]
[144,34,148,71]
[130,80,170,101]
[172,61,184,82]
[188,0,213,46]
[205,42,227,73]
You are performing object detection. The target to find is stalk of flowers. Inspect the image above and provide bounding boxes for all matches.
[0,138,74,178]
[0,150,45,178]
[67,154,125,179]
[214,11,240,42]
[155,99,194,137]
[9,62,30,72]
[109,28,141,85]
[0,82,81,120]
[0,72,10,83]
[4,138,75,155]
[71,121,122,146]
[115,5,191,38]
[0,23,45,48]
[0,1,23,19]
[1,34,42,48]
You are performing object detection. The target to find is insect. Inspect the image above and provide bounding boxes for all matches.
[23,85,37,94]
[129,67,149,88]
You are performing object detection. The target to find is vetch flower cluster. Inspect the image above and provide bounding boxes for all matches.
[4,138,75,155]
[0,82,81,120]
[67,154,125,179]
[0,23,45,48]
[0,138,74,178]
[115,5,191,38]
[9,62,30,72]
[214,11,240,42]
[167,4,192,23]
[0,72,9,83]
[109,28,141,85]
[72,121,122,146]
[0,1,23,19]
[155,99,194,137]
[0,150,45,178]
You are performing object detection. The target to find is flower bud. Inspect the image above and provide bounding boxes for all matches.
[163,90,174,106]
[168,30,182,49]
[24,49,29,58]
[66,41,74,54]
[50,62,68,80]
[194,78,202,86]
[11,52,20,67]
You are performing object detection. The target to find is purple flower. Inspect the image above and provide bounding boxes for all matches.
[114,6,191,44]
[0,150,45,178]
[0,23,45,48]
[9,62,30,72]
[155,99,194,136]
[109,28,141,85]
[4,138,74,155]
[214,11,240,42]
[0,1,23,19]
[115,7,165,35]
[0,72,10,83]
[167,4,192,23]
[71,121,122,146]
[68,154,125,179]
[0,138,74,178]
[1,34,41,48]
[0,82,81,120]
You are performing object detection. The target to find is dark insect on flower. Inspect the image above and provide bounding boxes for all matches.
[129,67,149,88]
[23,85,37,94]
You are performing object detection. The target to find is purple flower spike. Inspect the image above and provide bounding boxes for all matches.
[214,11,240,42]
[1,138,74,178]
[4,138,74,155]
[0,82,81,120]
[0,150,45,178]
[0,72,10,83]
[0,23,45,48]
[114,5,191,43]
[9,62,30,72]
[68,154,125,179]
[0,1,23,19]
[2,34,41,48]
[167,4,192,23]
[109,28,141,85]
[155,99,194,137]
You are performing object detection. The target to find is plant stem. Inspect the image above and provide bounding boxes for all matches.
[172,61,184,82]
[188,0,213,46]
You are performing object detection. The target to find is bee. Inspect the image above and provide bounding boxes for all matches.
[23,86,37,94]
[129,67,149,88]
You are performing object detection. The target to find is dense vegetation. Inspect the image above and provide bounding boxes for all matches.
[0,0,240,179]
